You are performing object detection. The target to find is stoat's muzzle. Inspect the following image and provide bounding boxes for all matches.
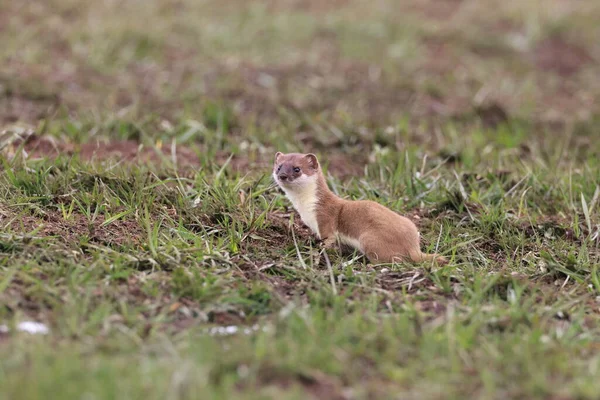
[277,171,290,182]
[274,164,302,185]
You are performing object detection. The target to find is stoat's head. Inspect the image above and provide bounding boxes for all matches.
[273,152,320,190]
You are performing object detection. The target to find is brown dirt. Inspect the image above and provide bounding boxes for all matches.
[1,1,598,130]
[405,0,464,21]
[235,260,307,302]
[422,37,463,75]
[415,299,448,316]
[6,209,144,247]
[233,211,314,298]
[0,72,61,124]
[0,279,54,322]
[517,215,579,243]
[267,211,315,239]
[19,134,248,174]
[323,153,368,180]
[246,366,348,400]
[1,39,416,127]
[533,36,593,76]
[10,133,369,180]
[473,102,509,128]
[375,270,448,299]
[208,59,416,125]
[18,135,202,169]
[0,93,59,125]
[265,0,350,14]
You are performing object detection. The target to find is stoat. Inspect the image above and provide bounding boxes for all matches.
[273,152,447,265]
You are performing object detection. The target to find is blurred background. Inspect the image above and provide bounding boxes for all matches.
[1,0,598,153]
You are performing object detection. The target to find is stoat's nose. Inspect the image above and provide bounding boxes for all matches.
[278,173,289,181]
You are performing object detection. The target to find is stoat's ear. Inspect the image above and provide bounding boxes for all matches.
[275,152,283,164]
[305,153,319,170]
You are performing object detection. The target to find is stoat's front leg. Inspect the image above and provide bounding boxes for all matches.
[320,236,337,249]
[310,236,337,267]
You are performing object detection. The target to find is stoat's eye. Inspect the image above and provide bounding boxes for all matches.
[293,167,301,173]
[277,165,282,172]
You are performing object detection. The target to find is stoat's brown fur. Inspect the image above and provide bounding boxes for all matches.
[273,152,447,265]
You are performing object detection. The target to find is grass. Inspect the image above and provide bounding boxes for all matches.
[1,0,600,399]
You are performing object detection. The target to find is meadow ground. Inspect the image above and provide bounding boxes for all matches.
[0,0,599,399]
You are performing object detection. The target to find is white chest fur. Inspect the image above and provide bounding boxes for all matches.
[281,176,321,238]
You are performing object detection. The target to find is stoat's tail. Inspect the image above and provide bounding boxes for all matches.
[410,251,448,265]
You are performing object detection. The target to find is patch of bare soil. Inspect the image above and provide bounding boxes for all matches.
[9,132,369,181]
[533,36,593,76]
[374,270,461,320]
[17,135,202,169]
[517,216,579,243]
[404,0,464,21]
[0,94,59,125]
[2,1,598,130]
[209,59,416,125]
[0,74,61,124]
[421,37,463,75]
[473,102,509,128]
[243,366,348,400]
[375,270,436,293]
[233,211,312,298]
[324,153,368,180]
[2,43,455,128]
[265,0,350,14]
[235,259,308,301]
[7,209,144,247]
[0,278,54,323]
[267,211,315,240]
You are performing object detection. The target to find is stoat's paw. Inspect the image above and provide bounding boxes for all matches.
[320,236,337,249]
[310,247,323,267]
